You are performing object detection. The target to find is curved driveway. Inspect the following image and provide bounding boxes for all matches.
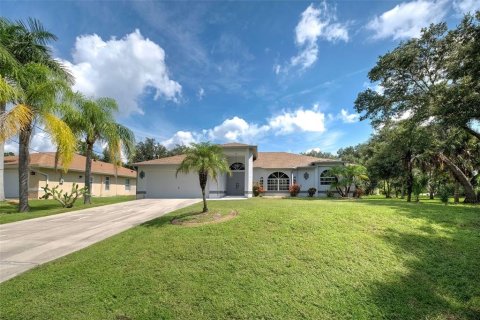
[0,198,200,283]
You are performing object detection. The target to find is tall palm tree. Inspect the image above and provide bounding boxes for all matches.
[65,94,135,204]
[7,64,76,211]
[0,18,24,201]
[176,142,230,213]
[0,18,74,211]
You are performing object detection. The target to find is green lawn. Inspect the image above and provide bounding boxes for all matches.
[0,197,479,319]
[0,195,135,224]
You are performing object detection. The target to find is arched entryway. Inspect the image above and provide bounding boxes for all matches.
[227,162,245,196]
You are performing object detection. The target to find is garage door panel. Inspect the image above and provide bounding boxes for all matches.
[145,168,203,198]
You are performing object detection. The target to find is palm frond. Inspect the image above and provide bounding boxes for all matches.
[0,76,22,103]
[0,103,32,142]
[42,113,76,172]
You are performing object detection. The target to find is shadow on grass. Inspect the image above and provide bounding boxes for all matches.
[140,211,203,228]
[364,199,480,319]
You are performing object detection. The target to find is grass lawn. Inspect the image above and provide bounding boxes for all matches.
[0,197,479,319]
[0,195,135,224]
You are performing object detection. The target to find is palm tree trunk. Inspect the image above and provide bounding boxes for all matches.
[0,103,5,201]
[18,125,32,212]
[199,171,208,212]
[438,153,477,203]
[84,141,93,204]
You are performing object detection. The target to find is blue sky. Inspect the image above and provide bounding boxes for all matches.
[3,0,479,154]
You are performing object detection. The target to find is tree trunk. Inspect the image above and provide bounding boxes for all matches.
[199,171,208,212]
[454,182,460,204]
[439,153,477,203]
[83,141,94,204]
[18,125,33,212]
[462,125,480,140]
[0,102,5,201]
[385,180,392,198]
[404,151,413,202]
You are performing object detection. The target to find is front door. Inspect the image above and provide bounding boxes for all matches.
[227,172,245,196]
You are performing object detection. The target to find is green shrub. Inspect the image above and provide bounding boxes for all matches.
[41,183,89,208]
[438,185,451,205]
[326,190,335,198]
[308,187,317,197]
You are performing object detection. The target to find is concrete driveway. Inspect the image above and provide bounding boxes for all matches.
[0,198,200,283]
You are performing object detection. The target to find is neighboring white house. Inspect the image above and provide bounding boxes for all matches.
[134,142,346,199]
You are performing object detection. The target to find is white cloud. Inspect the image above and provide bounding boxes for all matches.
[159,104,329,148]
[4,130,57,155]
[289,2,349,70]
[206,117,269,142]
[453,0,480,14]
[197,87,205,100]
[366,0,449,40]
[305,131,345,153]
[63,29,181,115]
[268,105,326,134]
[273,64,281,75]
[161,131,198,149]
[339,109,360,123]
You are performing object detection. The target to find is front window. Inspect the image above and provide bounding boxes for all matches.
[259,177,264,188]
[104,176,110,191]
[125,178,130,191]
[229,162,245,171]
[320,170,336,185]
[267,172,290,191]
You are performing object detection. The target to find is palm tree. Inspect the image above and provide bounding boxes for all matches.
[0,18,74,211]
[7,64,76,211]
[176,142,230,213]
[65,94,135,204]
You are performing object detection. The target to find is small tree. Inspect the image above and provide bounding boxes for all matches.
[176,142,230,213]
[330,165,369,197]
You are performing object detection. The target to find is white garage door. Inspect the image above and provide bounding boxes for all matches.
[145,168,203,198]
[5,169,19,198]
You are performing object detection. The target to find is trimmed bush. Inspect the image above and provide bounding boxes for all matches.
[308,188,316,197]
[289,183,301,197]
[253,182,265,197]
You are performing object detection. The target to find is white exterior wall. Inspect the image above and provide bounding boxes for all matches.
[294,167,317,197]
[245,151,254,197]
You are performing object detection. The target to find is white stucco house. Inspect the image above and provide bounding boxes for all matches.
[134,143,346,199]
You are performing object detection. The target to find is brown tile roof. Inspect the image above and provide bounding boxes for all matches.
[253,152,341,168]
[132,154,187,166]
[133,151,341,168]
[4,152,136,178]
